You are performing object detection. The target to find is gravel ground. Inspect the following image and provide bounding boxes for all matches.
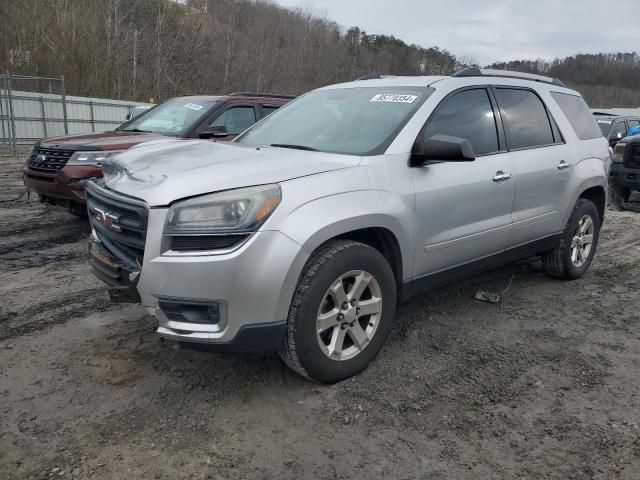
[1,147,639,480]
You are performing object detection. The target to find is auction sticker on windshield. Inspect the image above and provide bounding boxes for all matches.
[370,94,418,103]
[183,103,204,111]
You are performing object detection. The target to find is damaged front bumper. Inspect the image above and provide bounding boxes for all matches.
[88,235,141,303]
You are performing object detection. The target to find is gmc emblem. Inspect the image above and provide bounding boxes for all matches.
[93,207,122,232]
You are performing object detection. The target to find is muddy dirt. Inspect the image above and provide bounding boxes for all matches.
[1,147,639,480]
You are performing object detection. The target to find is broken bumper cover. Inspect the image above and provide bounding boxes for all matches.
[88,238,141,303]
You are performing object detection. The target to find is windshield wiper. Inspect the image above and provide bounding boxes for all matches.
[270,143,318,151]
[123,128,151,133]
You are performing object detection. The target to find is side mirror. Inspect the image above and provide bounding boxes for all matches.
[198,125,228,139]
[411,134,475,166]
[125,113,131,120]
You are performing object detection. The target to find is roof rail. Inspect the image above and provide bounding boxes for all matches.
[355,74,397,81]
[228,92,295,99]
[452,67,568,88]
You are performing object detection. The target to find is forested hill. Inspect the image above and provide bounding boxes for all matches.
[0,0,459,101]
[1,0,639,108]
[489,54,640,108]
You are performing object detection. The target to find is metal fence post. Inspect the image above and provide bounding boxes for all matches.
[60,75,69,134]
[5,73,17,154]
[0,76,6,145]
[89,100,95,132]
[39,96,48,138]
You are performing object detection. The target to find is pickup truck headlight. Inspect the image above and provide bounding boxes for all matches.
[163,185,281,253]
[612,142,626,164]
[67,150,125,166]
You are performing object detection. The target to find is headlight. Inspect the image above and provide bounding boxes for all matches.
[164,184,281,237]
[67,150,125,166]
[612,143,625,164]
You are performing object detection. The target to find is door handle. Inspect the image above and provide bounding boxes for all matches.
[492,171,512,182]
[557,160,571,171]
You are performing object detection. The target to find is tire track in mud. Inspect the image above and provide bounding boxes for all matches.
[0,287,112,341]
[0,210,89,271]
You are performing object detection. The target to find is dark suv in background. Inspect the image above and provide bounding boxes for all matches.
[592,112,640,146]
[610,136,640,204]
[22,92,293,214]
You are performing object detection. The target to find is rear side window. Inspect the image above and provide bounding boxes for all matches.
[422,88,499,155]
[209,106,256,135]
[495,88,555,149]
[628,120,640,128]
[551,92,602,140]
[262,106,280,117]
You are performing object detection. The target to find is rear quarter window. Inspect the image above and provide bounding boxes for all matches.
[551,92,602,140]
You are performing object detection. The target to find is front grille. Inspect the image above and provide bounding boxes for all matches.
[27,147,74,172]
[627,144,640,169]
[86,182,148,268]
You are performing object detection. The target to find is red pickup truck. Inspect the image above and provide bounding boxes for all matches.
[23,92,293,214]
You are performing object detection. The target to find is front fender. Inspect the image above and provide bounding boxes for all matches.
[277,189,414,282]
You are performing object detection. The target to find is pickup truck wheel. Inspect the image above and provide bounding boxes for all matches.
[279,240,396,383]
[542,198,600,280]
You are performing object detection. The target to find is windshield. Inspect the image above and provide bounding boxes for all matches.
[235,86,434,155]
[131,106,149,118]
[596,119,612,136]
[119,99,219,136]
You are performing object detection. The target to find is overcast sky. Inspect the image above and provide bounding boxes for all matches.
[272,0,637,65]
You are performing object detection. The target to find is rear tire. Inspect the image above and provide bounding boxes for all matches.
[279,240,396,383]
[542,198,600,280]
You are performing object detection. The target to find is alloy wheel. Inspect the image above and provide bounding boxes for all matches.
[570,214,595,268]
[316,270,383,361]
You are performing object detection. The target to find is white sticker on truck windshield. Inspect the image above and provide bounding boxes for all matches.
[183,103,204,111]
[370,94,418,104]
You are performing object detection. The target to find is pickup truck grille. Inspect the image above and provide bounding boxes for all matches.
[86,182,148,268]
[628,143,640,169]
[27,147,74,172]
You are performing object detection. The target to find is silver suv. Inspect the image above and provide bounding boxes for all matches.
[87,69,609,383]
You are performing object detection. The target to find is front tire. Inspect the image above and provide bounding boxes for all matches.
[279,240,396,383]
[542,198,600,280]
[612,185,631,206]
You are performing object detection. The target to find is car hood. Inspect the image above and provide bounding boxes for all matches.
[39,130,167,150]
[103,139,361,206]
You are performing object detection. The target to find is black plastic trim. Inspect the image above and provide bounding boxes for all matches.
[402,234,561,302]
[177,321,287,354]
[158,298,224,325]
